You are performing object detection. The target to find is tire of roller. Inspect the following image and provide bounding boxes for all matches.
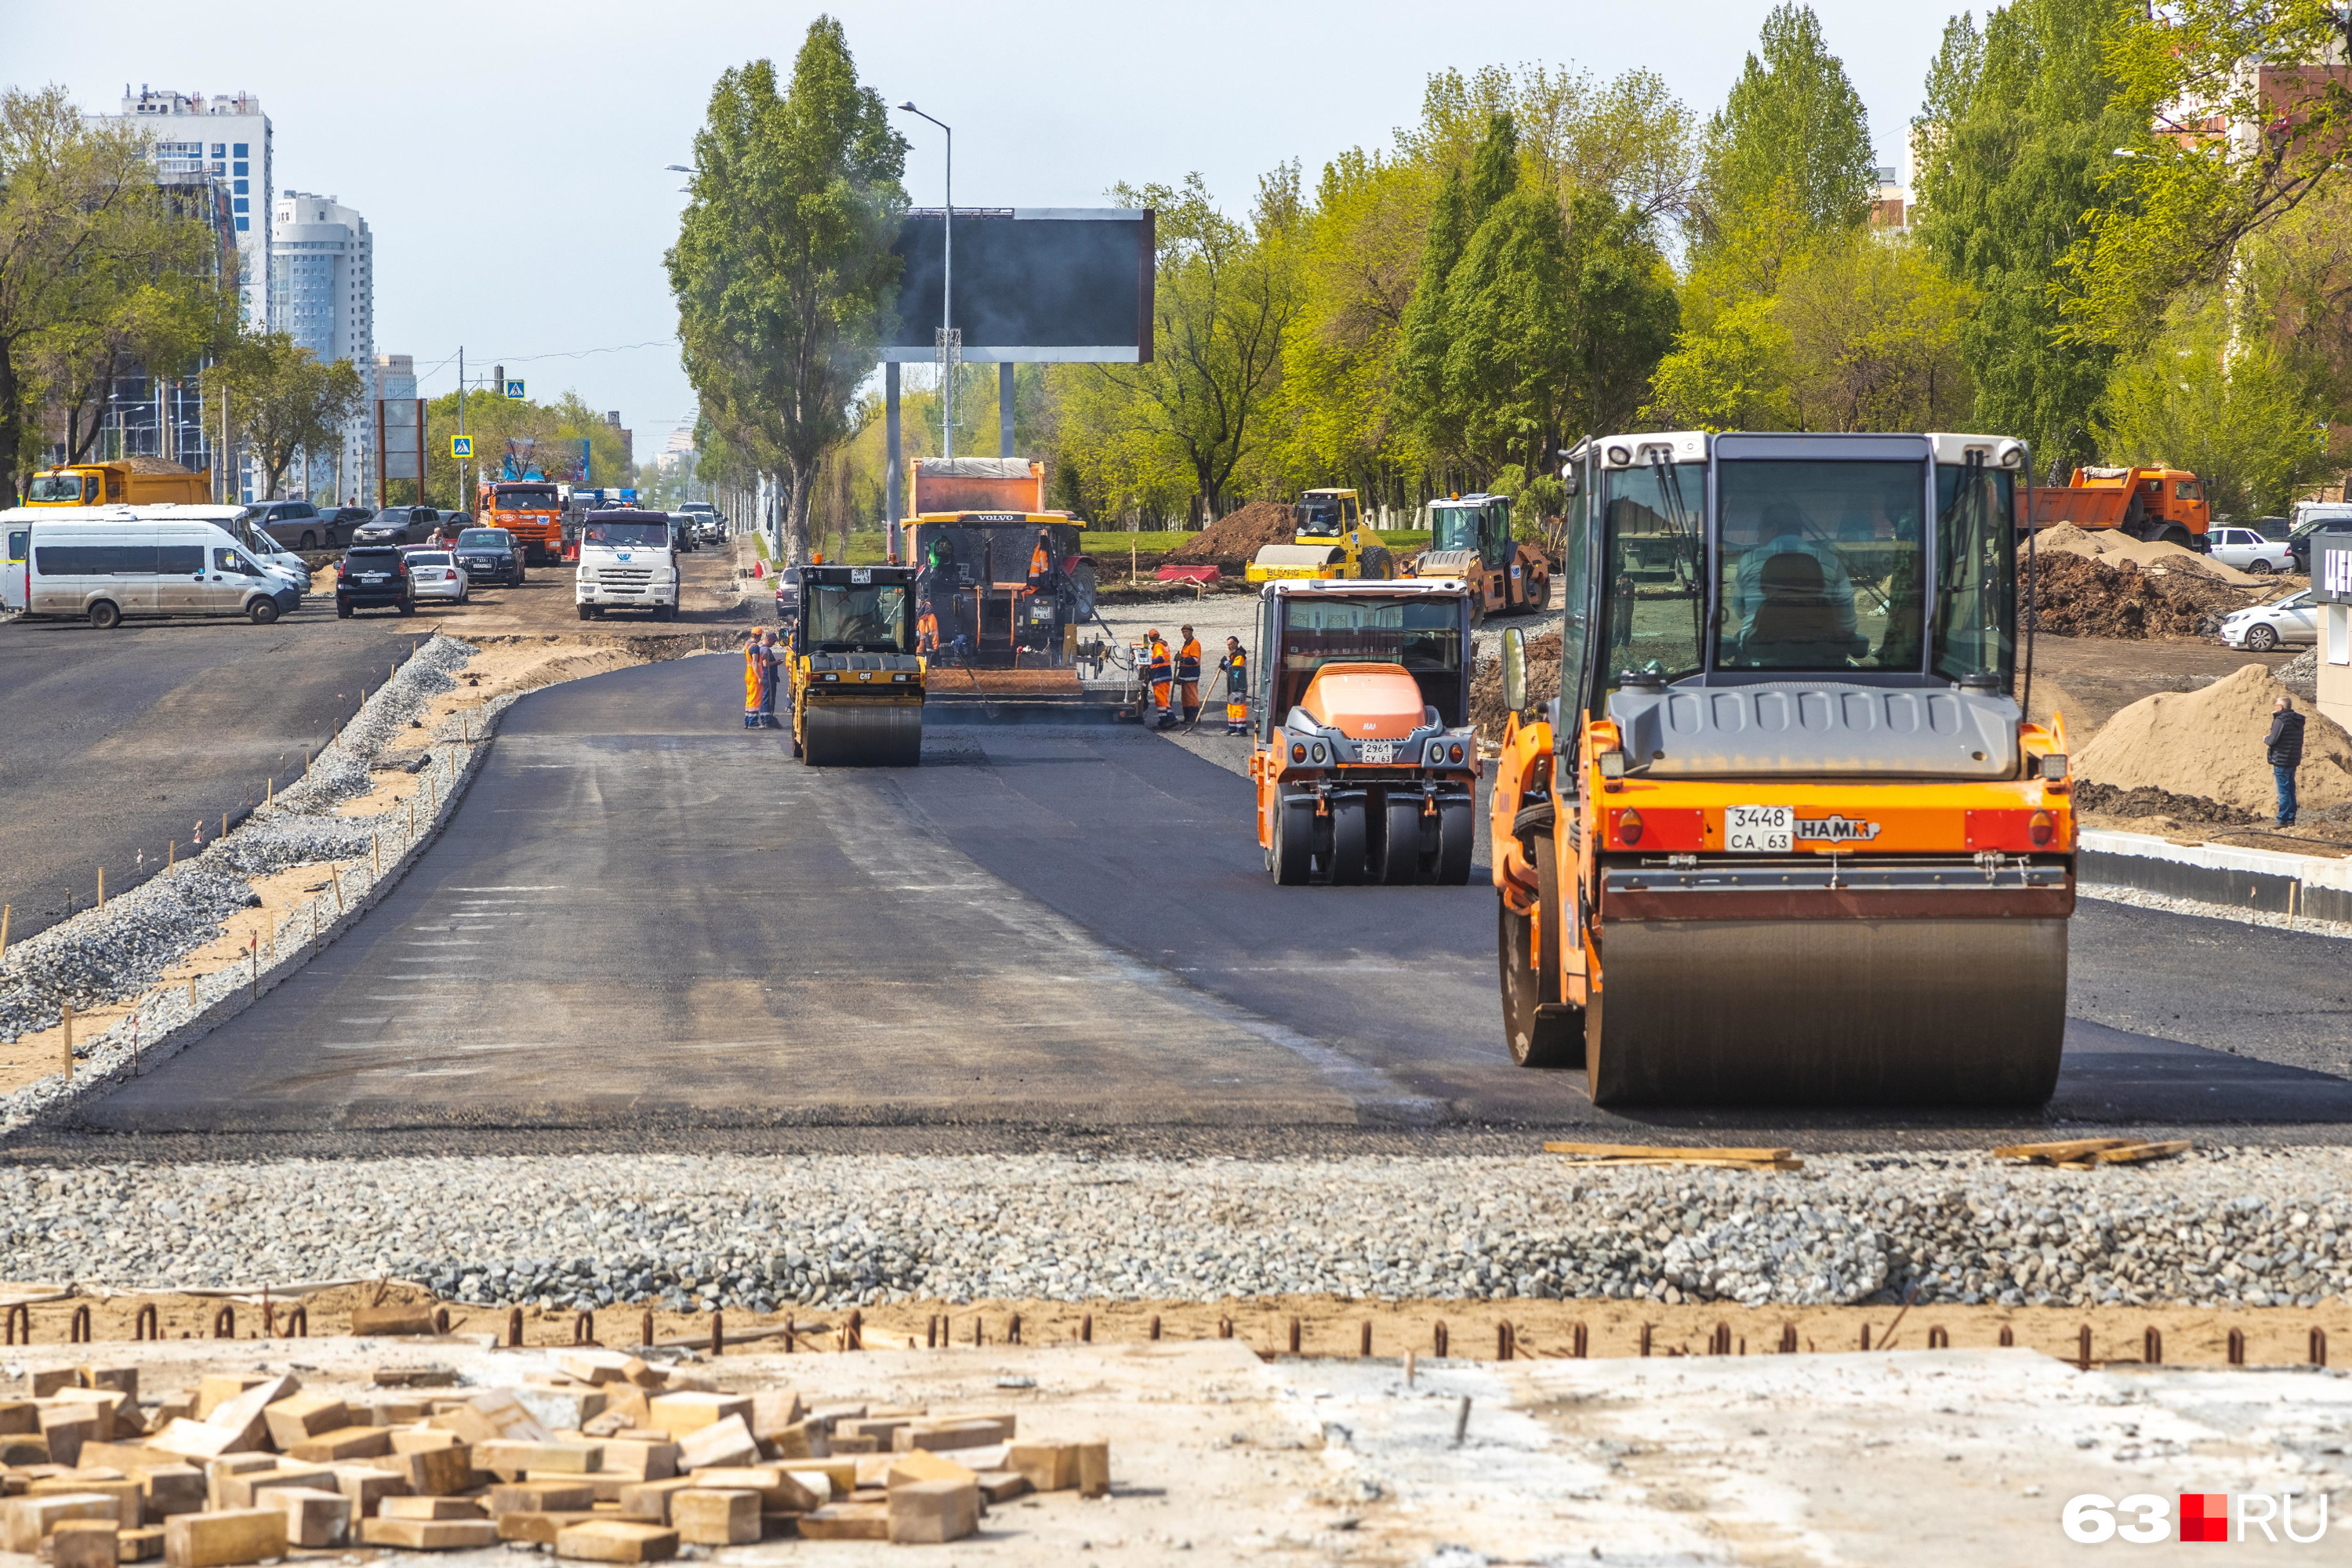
[1325,797,1367,885]
[1499,892,1579,1068]
[800,700,922,768]
[1434,798,1475,885]
[1373,792,1421,884]
[1272,793,1313,885]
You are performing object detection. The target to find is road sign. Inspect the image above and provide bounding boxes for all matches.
[504,379,526,400]
[451,436,474,458]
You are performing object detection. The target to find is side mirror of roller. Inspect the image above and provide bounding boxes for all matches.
[1501,626,1528,716]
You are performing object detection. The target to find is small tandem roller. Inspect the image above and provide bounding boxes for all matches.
[1491,430,2075,1107]
[788,564,925,768]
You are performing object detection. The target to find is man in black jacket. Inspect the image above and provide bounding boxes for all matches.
[2267,695,2307,827]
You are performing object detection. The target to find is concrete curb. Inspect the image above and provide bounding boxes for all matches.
[2079,828,2352,924]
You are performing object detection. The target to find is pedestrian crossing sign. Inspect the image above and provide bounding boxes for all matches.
[451,436,473,458]
[504,379,526,400]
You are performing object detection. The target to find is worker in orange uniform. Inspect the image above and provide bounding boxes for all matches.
[1176,625,1203,724]
[916,603,939,655]
[1029,528,1053,584]
[1217,636,1250,733]
[1142,629,1174,728]
[742,629,773,729]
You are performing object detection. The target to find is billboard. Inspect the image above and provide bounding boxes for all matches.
[883,209,1153,363]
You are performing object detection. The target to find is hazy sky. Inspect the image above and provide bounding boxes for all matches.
[9,0,1957,462]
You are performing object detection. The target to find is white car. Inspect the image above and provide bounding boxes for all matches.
[2205,526,2294,575]
[2218,590,2318,651]
[404,550,470,604]
[247,539,314,593]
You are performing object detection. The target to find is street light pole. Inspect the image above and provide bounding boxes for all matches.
[898,103,953,462]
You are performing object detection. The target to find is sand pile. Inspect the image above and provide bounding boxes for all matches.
[2074,662,2352,817]
[1470,631,1563,742]
[1165,500,1296,567]
[2032,522,2266,586]
[2026,550,2238,637]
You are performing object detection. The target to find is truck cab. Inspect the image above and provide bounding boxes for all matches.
[574,510,681,621]
[481,481,565,564]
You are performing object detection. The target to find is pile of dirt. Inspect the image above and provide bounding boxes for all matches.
[1470,631,1563,742]
[1165,500,1296,568]
[2068,782,2263,829]
[2074,662,2352,818]
[2034,521,2267,586]
[2024,549,2241,637]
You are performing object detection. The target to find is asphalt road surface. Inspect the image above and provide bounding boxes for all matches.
[81,656,2352,1146]
[0,604,426,943]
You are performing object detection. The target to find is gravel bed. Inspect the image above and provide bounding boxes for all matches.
[2079,880,2352,942]
[2,1149,2345,1312]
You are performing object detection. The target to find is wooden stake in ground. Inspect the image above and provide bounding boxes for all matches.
[97,866,104,909]
[61,1004,73,1080]
[1544,1142,1802,1171]
[1,903,9,966]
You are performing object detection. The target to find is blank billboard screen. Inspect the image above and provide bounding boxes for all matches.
[884,209,1153,363]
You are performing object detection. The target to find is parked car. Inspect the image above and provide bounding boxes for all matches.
[405,550,469,604]
[334,546,416,617]
[2218,590,2319,651]
[2205,526,2296,575]
[2288,512,2352,573]
[452,527,525,587]
[352,506,440,546]
[246,537,314,594]
[250,500,347,551]
[6,510,298,627]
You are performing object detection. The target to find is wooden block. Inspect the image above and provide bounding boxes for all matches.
[670,1490,759,1546]
[885,1449,976,1489]
[805,1403,866,1432]
[745,1391,804,1442]
[160,1508,285,1568]
[524,1471,623,1504]
[362,1397,431,1425]
[80,1370,136,1404]
[324,1465,408,1518]
[491,1483,597,1515]
[189,1383,260,1423]
[841,1417,909,1447]
[554,1519,678,1563]
[26,1370,82,1399]
[760,1421,816,1461]
[147,1399,194,1432]
[115,1525,164,1563]
[369,1367,458,1389]
[548,1351,649,1388]
[194,1378,296,1457]
[886,1479,978,1544]
[49,1519,119,1568]
[260,1394,347,1452]
[893,1417,1010,1453]
[427,1389,550,1447]
[593,1438,676,1483]
[642,1393,750,1439]
[0,1399,39,1434]
[387,1426,463,1455]
[1076,1440,1109,1497]
[397,1443,475,1497]
[28,1477,140,1527]
[4,1493,122,1554]
[358,1515,499,1549]
[77,1445,175,1475]
[474,1439,601,1479]
[377,1496,482,1520]
[267,1487,350,1548]
[974,1470,1031,1504]
[347,1305,438,1338]
[39,1408,102,1469]
[129,1467,204,1521]
[217,1468,335,1513]
[674,1416,756,1472]
[3,1436,55,1466]
[496,1510,601,1544]
[1005,1442,1080,1492]
[195,1457,272,1510]
[615,1478,699,1523]
[285,1425,389,1464]
[797,1501,887,1541]
[787,1458,855,1498]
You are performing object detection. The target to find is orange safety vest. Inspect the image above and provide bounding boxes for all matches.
[916,610,938,652]
[1030,539,1051,578]
[1177,639,1202,682]
[1145,638,1172,684]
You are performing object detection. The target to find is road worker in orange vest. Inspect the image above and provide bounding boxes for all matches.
[1143,629,1174,728]
[1218,636,1250,734]
[1176,626,1203,724]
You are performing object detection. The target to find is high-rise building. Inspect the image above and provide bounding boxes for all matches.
[273,193,375,503]
[112,87,272,332]
[374,354,416,403]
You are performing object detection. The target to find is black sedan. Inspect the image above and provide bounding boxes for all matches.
[452,527,527,588]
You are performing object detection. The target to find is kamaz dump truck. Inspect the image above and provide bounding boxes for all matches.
[788,564,925,766]
[25,458,210,507]
[1490,430,2075,1105]
[1247,579,1480,884]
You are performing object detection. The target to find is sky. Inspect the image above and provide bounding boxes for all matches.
[7,0,1958,465]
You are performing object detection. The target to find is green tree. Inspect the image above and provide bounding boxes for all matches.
[1642,293,1796,431]
[1912,0,2140,474]
[205,332,365,500]
[1695,3,1876,250]
[1777,233,1976,430]
[666,19,906,561]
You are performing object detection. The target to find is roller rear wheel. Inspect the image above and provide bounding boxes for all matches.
[1372,793,1421,884]
[1323,797,1367,884]
[1499,895,1579,1067]
[1271,794,1312,885]
[1434,799,1475,885]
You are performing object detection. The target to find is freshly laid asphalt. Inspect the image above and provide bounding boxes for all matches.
[74,654,2352,1149]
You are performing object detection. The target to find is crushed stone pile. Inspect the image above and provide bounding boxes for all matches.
[2075,662,2352,818]
[1469,632,1563,742]
[1163,500,1295,568]
[2025,549,2240,637]
[2275,647,2319,702]
[2032,521,2267,586]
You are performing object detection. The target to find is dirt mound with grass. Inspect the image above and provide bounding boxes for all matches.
[1470,631,1563,742]
[1165,500,1297,568]
[2074,662,2352,817]
[2025,549,2242,637]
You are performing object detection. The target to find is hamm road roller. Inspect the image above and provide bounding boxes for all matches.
[788,564,925,766]
[1490,430,2074,1105]
[1248,578,1482,884]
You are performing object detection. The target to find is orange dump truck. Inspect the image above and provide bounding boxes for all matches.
[1247,579,1480,884]
[477,479,564,564]
[2027,465,2209,548]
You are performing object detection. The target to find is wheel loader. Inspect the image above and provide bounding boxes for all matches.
[1490,430,2075,1106]
[1244,489,1396,583]
[1410,492,1553,618]
[1247,579,1480,884]
[787,564,925,767]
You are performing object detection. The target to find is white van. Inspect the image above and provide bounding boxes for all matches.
[2,506,301,628]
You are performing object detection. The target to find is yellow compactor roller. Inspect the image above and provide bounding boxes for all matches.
[1490,430,2074,1106]
[1246,489,1395,583]
[788,564,926,767]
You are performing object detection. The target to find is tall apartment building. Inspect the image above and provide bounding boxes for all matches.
[114,87,272,332]
[272,193,376,503]
[374,354,417,405]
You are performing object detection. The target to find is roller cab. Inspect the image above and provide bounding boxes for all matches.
[1245,489,1396,583]
[1410,493,1554,619]
[789,564,925,767]
[1492,430,2075,1106]
[1248,579,1479,884]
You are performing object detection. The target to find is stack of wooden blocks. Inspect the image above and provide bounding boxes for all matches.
[0,1348,1111,1561]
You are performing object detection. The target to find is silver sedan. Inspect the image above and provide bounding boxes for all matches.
[403,550,470,604]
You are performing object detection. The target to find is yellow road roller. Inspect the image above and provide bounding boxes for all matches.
[788,564,926,767]
[1245,488,1395,583]
[1490,430,2074,1106]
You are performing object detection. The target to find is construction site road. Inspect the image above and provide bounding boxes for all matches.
[69,655,2352,1150]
